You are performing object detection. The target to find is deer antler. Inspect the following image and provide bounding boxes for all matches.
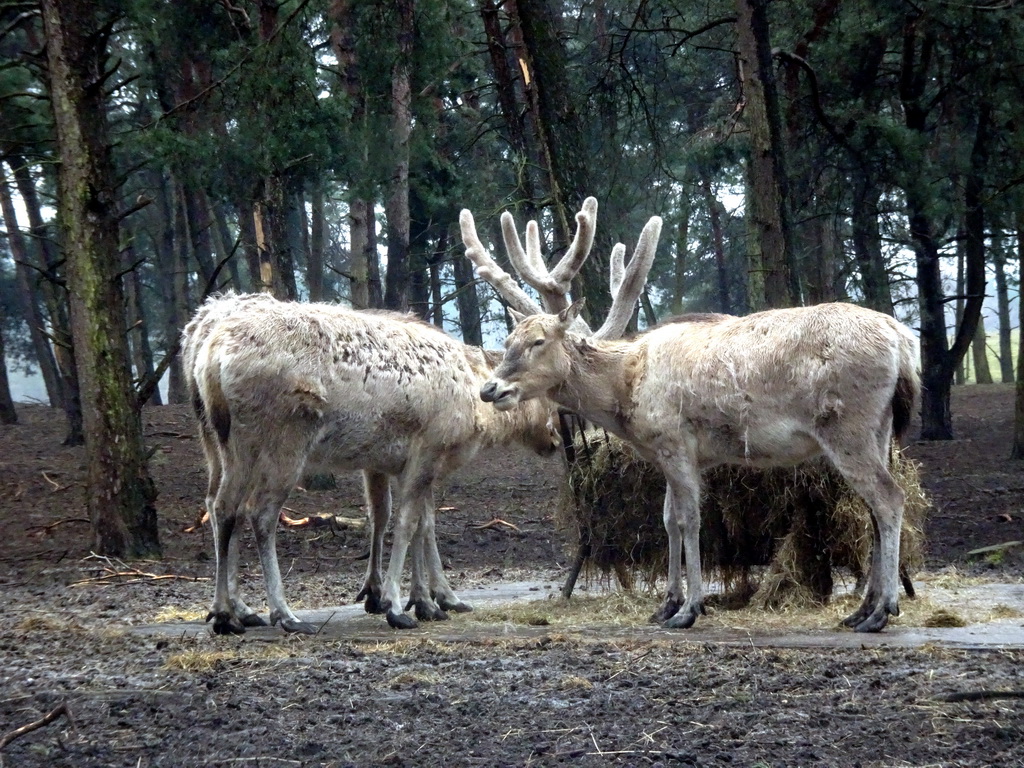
[499,197,598,314]
[460,197,660,341]
[592,215,663,340]
[459,208,545,318]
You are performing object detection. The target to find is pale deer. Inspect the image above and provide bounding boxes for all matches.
[480,299,921,633]
[186,295,560,634]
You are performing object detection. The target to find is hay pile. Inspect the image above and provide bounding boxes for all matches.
[557,430,928,608]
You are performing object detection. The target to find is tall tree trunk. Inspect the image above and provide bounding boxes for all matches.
[308,184,326,302]
[0,163,63,406]
[209,196,242,291]
[9,157,82,441]
[41,0,159,557]
[452,236,483,346]
[514,0,609,322]
[850,172,894,315]
[0,313,16,423]
[1011,212,1024,458]
[672,192,691,314]
[701,174,730,314]
[184,185,215,287]
[122,239,162,406]
[328,0,377,308]
[347,199,370,308]
[383,0,414,311]
[168,178,191,403]
[902,17,987,439]
[992,237,1014,383]
[971,318,993,384]
[480,0,539,212]
[735,0,797,310]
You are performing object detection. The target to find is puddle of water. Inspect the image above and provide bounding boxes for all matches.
[131,579,1024,648]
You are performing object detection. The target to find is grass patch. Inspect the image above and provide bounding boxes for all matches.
[151,605,206,623]
[163,643,295,673]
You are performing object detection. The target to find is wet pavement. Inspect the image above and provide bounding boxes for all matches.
[131,579,1024,650]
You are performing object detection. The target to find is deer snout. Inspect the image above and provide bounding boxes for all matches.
[480,379,517,410]
[480,380,500,402]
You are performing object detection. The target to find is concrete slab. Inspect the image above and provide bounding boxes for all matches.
[131,579,1024,650]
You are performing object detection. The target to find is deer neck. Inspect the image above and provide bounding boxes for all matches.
[553,336,641,438]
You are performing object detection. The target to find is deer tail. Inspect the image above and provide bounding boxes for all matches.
[892,332,921,445]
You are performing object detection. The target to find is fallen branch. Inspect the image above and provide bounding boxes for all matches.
[469,517,521,532]
[72,555,207,587]
[0,702,70,750]
[41,471,69,492]
[184,508,364,533]
[70,568,209,587]
[27,518,91,537]
[279,509,364,532]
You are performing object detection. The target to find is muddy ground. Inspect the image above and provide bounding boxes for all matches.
[1,384,1023,767]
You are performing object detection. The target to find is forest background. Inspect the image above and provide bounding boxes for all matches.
[1,0,1023,557]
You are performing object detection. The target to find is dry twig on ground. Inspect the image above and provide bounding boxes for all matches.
[0,702,71,750]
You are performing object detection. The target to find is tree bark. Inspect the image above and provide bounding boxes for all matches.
[850,172,894,316]
[452,236,483,346]
[992,237,1014,383]
[971,318,993,385]
[383,0,414,311]
[901,18,988,440]
[514,0,610,322]
[41,0,159,557]
[0,315,17,423]
[308,184,326,302]
[701,174,730,314]
[735,0,797,310]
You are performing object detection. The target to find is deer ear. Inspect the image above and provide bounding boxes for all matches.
[508,307,529,326]
[558,298,586,327]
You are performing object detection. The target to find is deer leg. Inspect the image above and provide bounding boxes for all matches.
[405,505,448,621]
[225,507,266,628]
[824,437,904,633]
[661,466,706,629]
[424,505,472,615]
[206,462,251,635]
[380,462,433,629]
[652,462,706,629]
[248,484,316,635]
[355,470,390,614]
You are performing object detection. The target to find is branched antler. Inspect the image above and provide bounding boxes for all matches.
[593,214,663,340]
[460,197,661,341]
[459,208,545,318]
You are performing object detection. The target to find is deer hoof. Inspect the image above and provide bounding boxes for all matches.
[650,596,682,624]
[359,590,386,614]
[410,600,448,622]
[437,598,472,614]
[662,606,700,629]
[279,618,318,635]
[386,610,418,630]
[207,611,246,636]
[240,612,268,628]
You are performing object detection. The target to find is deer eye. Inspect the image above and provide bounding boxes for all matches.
[532,338,544,348]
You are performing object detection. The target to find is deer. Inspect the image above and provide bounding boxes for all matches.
[184,295,562,634]
[477,297,921,633]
